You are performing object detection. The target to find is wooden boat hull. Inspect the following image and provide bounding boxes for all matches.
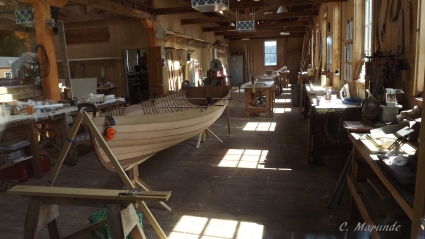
[89,86,231,171]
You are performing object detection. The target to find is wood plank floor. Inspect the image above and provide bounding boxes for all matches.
[0,87,371,239]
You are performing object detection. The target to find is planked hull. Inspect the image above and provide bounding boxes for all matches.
[89,86,231,171]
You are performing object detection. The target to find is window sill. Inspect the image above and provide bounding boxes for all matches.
[354,80,365,89]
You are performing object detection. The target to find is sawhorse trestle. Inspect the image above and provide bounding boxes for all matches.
[7,185,171,239]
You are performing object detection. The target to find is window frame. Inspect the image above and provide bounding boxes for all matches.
[4,72,11,78]
[264,40,277,66]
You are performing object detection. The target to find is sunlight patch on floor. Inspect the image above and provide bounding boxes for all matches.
[243,122,276,131]
[273,108,291,113]
[219,149,292,170]
[275,99,291,103]
[168,215,264,239]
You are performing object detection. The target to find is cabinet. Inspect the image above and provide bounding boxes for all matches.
[347,133,414,239]
[228,55,244,86]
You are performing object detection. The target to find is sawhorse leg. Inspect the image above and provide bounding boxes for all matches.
[196,128,223,148]
[23,199,60,239]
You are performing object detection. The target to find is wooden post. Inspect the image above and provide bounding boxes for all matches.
[141,19,158,47]
[20,0,68,101]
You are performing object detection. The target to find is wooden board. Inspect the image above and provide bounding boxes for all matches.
[7,185,171,202]
[378,156,416,190]
[367,178,393,201]
[65,27,109,44]
[70,78,97,100]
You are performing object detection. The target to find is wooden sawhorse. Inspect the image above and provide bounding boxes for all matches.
[7,185,171,239]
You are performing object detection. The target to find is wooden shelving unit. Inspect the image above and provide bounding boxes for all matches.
[348,133,416,238]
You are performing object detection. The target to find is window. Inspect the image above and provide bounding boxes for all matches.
[359,0,373,82]
[344,20,353,82]
[326,35,332,72]
[4,72,11,78]
[264,41,277,66]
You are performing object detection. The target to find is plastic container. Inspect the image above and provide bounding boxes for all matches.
[380,105,402,123]
[325,87,332,101]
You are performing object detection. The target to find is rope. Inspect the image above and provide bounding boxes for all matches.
[32,44,50,78]
[388,0,401,23]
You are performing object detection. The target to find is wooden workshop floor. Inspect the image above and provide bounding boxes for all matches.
[0,87,370,239]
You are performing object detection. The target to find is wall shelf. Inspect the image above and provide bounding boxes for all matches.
[57,57,122,63]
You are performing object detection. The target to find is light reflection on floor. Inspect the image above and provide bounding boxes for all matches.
[168,215,264,239]
[243,122,276,131]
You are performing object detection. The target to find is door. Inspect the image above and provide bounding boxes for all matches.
[148,46,164,97]
[228,55,244,86]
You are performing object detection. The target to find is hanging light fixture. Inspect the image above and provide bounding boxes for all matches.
[236,8,256,32]
[191,0,229,12]
[277,6,289,13]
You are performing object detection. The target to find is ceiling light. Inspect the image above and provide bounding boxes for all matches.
[229,22,235,26]
[241,38,250,40]
[280,32,290,35]
[277,6,289,13]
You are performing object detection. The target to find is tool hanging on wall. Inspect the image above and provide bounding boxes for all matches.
[379,0,389,43]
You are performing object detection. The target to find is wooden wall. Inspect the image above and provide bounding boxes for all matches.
[55,17,150,98]
[313,0,419,108]
[229,37,303,84]
[55,0,232,97]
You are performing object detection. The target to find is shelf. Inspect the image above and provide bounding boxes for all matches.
[57,57,122,63]
[347,175,411,239]
[0,155,33,171]
[350,133,414,220]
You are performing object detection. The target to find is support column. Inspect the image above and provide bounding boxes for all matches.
[21,0,68,101]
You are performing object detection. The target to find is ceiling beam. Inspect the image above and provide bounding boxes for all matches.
[203,21,308,32]
[229,0,347,8]
[70,0,151,19]
[215,27,307,36]
[0,23,30,32]
[182,11,317,25]
[61,12,125,23]
[153,0,346,15]
[226,33,305,40]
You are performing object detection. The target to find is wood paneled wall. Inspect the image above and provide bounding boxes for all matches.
[314,0,418,108]
[55,18,150,98]
[229,38,303,84]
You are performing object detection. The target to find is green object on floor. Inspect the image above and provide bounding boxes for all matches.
[88,208,143,239]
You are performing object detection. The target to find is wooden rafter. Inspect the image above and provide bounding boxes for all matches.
[225,33,305,40]
[215,27,307,36]
[203,21,309,32]
[61,12,124,23]
[70,0,151,19]
[181,11,317,25]
[153,0,347,15]
[0,23,30,32]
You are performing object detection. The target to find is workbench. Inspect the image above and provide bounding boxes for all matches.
[0,100,126,179]
[305,85,362,164]
[240,81,275,117]
[347,133,414,239]
[0,107,79,178]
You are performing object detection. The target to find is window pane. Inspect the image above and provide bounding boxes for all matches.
[264,41,277,65]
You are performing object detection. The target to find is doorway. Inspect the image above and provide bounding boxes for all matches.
[123,49,149,104]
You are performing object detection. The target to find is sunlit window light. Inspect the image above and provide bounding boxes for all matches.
[243,122,276,131]
[275,99,291,103]
[281,92,291,95]
[168,215,264,239]
[273,108,291,113]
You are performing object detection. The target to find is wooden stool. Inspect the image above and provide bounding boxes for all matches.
[8,185,171,239]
